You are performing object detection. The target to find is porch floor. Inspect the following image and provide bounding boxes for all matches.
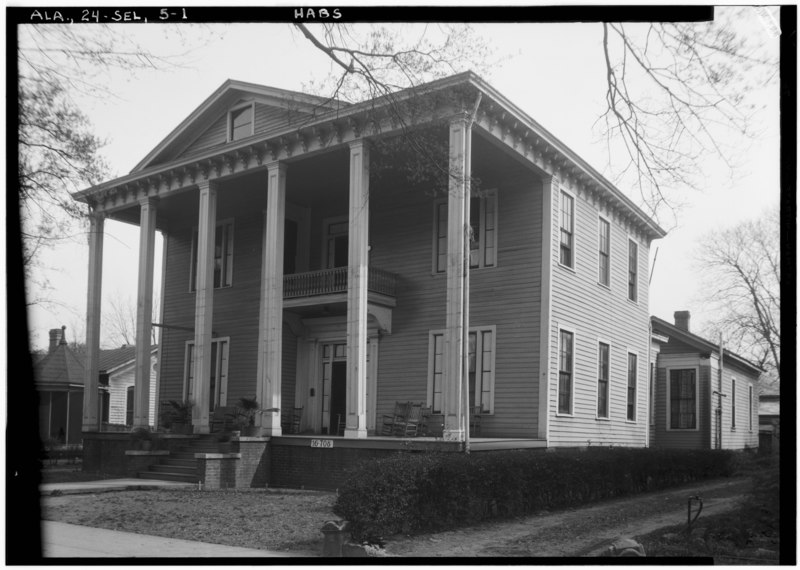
[270,434,547,452]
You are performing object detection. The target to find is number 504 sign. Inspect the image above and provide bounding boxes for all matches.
[310,439,334,448]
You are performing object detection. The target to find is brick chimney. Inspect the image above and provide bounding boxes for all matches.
[48,328,62,353]
[674,311,691,332]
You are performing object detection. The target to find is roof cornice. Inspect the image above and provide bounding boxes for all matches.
[74,72,665,239]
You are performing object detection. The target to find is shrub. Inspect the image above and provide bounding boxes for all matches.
[334,447,735,542]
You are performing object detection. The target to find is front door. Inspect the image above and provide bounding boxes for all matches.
[330,362,347,435]
[321,343,347,434]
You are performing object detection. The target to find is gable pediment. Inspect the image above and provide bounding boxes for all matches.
[132,80,343,172]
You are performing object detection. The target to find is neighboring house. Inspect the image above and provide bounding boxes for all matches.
[98,345,159,427]
[758,393,780,454]
[72,71,666,479]
[35,328,85,445]
[650,312,760,450]
[34,327,157,443]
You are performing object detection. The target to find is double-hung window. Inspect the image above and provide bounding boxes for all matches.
[668,368,697,429]
[434,191,497,273]
[191,221,234,290]
[731,378,737,429]
[428,326,496,413]
[597,342,610,418]
[229,103,254,142]
[598,218,610,286]
[748,385,753,431]
[628,239,638,302]
[184,338,230,412]
[627,352,637,421]
[558,330,574,414]
[560,191,575,268]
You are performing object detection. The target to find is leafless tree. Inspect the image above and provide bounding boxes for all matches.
[105,293,160,348]
[17,24,205,306]
[696,207,780,379]
[296,11,779,226]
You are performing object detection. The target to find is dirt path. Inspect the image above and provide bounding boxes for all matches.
[384,477,750,557]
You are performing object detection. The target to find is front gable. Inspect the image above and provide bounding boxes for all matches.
[133,80,344,172]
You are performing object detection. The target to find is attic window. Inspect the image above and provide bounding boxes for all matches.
[229,103,254,142]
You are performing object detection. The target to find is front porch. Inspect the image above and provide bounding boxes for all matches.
[81,431,546,491]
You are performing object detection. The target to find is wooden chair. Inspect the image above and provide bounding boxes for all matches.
[395,403,423,437]
[381,401,410,436]
[421,408,444,437]
[283,407,303,434]
[469,406,482,437]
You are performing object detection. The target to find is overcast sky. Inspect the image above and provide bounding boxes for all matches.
[22,10,781,350]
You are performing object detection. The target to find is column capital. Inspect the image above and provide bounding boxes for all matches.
[265,160,288,174]
[138,196,159,207]
[348,139,369,152]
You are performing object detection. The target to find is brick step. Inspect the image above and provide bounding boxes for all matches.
[162,458,196,468]
[138,471,198,483]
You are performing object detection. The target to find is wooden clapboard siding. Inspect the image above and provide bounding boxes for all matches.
[652,361,711,449]
[548,179,651,447]
[179,103,303,160]
[369,169,542,438]
[159,211,264,407]
[717,362,759,449]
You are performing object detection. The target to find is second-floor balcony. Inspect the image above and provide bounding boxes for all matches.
[283,266,397,305]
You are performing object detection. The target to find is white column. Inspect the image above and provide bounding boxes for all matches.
[345,140,369,438]
[192,181,216,433]
[443,116,468,442]
[538,176,555,442]
[133,198,157,427]
[257,162,286,435]
[82,213,104,432]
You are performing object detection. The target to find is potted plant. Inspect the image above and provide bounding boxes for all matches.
[216,431,234,453]
[161,400,194,434]
[234,397,279,436]
[130,427,156,451]
[235,396,261,436]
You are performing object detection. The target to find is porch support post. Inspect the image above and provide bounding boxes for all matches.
[257,162,286,435]
[443,116,468,442]
[192,181,216,433]
[82,212,104,432]
[538,176,555,442]
[345,140,369,438]
[133,198,157,428]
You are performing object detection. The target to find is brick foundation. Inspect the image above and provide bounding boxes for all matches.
[197,454,240,489]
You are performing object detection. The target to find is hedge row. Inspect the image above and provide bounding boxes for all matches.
[334,447,736,542]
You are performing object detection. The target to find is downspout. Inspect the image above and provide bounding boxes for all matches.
[717,333,724,450]
[462,92,482,454]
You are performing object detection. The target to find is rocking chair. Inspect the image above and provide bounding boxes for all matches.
[381,401,410,436]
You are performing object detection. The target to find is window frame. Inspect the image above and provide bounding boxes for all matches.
[731,377,737,430]
[557,327,576,416]
[322,215,349,270]
[190,219,235,291]
[228,101,255,142]
[627,237,639,303]
[666,366,700,431]
[432,190,498,274]
[748,384,753,431]
[559,190,576,270]
[626,351,638,422]
[597,216,611,288]
[596,340,611,420]
[183,337,231,410]
[427,325,496,415]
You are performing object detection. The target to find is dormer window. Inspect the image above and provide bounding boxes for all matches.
[229,103,254,142]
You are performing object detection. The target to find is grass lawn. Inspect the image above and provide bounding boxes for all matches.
[637,453,781,564]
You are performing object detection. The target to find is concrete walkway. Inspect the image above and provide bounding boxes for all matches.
[42,521,297,558]
[40,478,309,558]
[40,478,196,495]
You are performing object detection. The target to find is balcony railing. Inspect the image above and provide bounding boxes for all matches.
[283,267,397,299]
